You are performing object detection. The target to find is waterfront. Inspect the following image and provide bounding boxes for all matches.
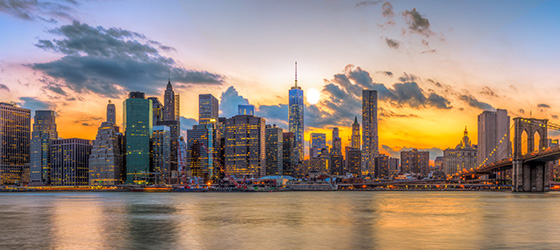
[1,192,560,249]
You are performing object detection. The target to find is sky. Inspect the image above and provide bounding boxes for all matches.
[1,0,560,160]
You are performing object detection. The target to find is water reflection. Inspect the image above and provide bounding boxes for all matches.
[1,192,560,249]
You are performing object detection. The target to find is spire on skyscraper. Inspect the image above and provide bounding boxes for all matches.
[295,61,298,87]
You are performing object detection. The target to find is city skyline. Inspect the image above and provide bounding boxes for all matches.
[1,0,560,161]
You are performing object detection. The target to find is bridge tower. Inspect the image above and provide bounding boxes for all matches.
[512,118,550,192]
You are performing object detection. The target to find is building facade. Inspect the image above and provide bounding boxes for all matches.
[265,125,283,176]
[152,125,171,184]
[199,94,219,124]
[30,110,57,185]
[362,90,379,175]
[400,149,430,175]
[345,147,362,177]
[477,109,510,166]
[89,121,123,186]
[282,132,296,176]
[444,127,477,176]
[289,62,304,163]
[238,105,255,116]
[351,117,360,149]
[0,103,31,185]
[225,115,266,178]
[331,127,342,156]
[124,92,153,184]
[374,155,389,179]
[187,123,217,180]
[50,138,92,186]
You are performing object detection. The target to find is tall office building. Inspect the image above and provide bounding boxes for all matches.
[351,117,360,149]
[238,105,255,116]
[89,118,123,186]
[310,133,327,158]
[148,97,164,126]
[107,100,116,125]
[199,94,219,124]
[50,138,92,186]
[265,125,283,176]
[124,91,153,184]
[331,127,342,155]
[345,147,362,177]
[362,90,379,174]
[400,149,430,175]
[0,103,31,185]
[187,123,217,180]
[282,132,296,176]
[444,127,477,176]
[289,62,304,163]
[152,125,171,184]
[163,80,176,121]
[477,109,510,166]
[225,115,266,178]
[30,110,57,185]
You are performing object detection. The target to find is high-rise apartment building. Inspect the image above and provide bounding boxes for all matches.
[362,90,378,174]
[374,155,389,178]
[289,62,304,163]
[30,110,57,185]
[400,149,430,175]
[152,125,171,184]
[50,138,92,186]
[225,115,266,178]
[265,125,283,176]
[0,103,31,185]
[199,94,219,124]
[477,109,510,166]
[124,91,152,184]
[345,147,362,177]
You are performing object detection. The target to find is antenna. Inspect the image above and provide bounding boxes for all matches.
[295,61,298,87]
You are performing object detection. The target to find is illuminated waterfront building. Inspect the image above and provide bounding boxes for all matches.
[310,133,327,158]
[199,94,219,125]
[330,154,344,175]
[400,149,430,175]
[331,127,342,156]
[148,97,164,126]
[477,109,510,166]
[152,125,171,184]
[289,62,304,163]
[50,138,92,186]
[124,91,153,184]
[30,110,57,185]
[0,103,31,185]
[156,120,179,181]
[187,123,217,180]
[345,147,362,177]
[238,105,255,116]
[282,132,296,176]
[225,114,266,178]
[351,117,360,149]
[444,127,477,176]
[388,157,399,176]
[265,124,283,175]
[362,90,378,174]
[374,155,389,178]
[89,101,124,186]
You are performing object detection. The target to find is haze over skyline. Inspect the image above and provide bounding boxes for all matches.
[1,0,559,160]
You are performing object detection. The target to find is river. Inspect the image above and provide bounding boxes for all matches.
[1,191,559,249]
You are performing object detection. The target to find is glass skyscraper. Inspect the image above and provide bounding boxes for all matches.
[124,92,153,184]
[362,90,378,174]
[30,110,57,185]
[289,62,304,163]
[199,94,219,124]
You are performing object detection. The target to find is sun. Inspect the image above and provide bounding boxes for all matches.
[307,88,320,105]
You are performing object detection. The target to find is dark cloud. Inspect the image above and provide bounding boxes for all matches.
[180,116,198,138]
[0,83,9,92]
[460,95,493,110]
[519,109,525,114]
[480,86,498,97]
[220,86,250,118]
[0,0,77,23]
[421,49,437,54]
[382,71,393,77]
[402,8,434,37]
[379,107,419,118]
[73,116,103,127]
[355,0,382,7]
[538,103,551,108]
[552,115,559,119]
[398,72,417,82]
[378,1,395,27]
[30,21,224,98]
[385,38,400,49]
[256,104,288,130]
[18,97,53,112]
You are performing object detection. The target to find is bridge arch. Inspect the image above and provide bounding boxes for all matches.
[513,118,548,159]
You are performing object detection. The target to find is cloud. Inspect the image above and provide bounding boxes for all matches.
[398,72,417,82]
[30,21,224,98]
[220,86,250,118]
[355,0,382,7]
[180,116,198,137]
[0,0,78,23]
[537,103,551,108]
[256,104,288,130]
[460,95,493,110]
[382,71,393,77]
[385,38,400,49]
[18,97,52,112]
[73,116,103,127]
[0,83,9,92]
[402,8,434,37]
[480,86,498,97]
[552,115,558,119]
[379,1,395,27]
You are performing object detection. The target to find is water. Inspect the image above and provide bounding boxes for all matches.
[1,191,560,250]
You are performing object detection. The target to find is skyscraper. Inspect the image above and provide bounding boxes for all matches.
[266,124,283,176]
[362,90,378,174]
[0,103,31,185]
[187,123,217,180]
[50,138,91,186]
[124,91,153,184]
[477,109,510,166]
[310,133,327,158]
[238,105,255,116]
[152,125,171,184]
[351,117,360,149]
[400,149,430,175]
[30,110,57,185]
[225,114,266,178]
[331,127,342,155]
[289,62,304,163]
[163,80,176,121]
[148,97,164,126]
[107,100,116,125]
[199,94,219,124]
[89,118,123,186]
[282,132,296,176]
